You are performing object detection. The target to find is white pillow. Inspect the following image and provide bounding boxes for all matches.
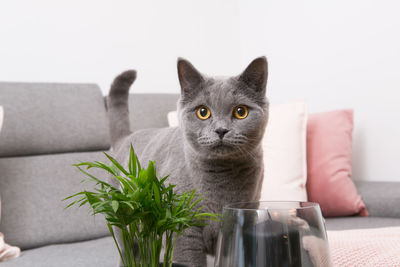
[167,102,308,202]
[167,110,179,128]
[261,102,308,201]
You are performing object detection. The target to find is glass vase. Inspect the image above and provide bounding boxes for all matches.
[214,201,331,267]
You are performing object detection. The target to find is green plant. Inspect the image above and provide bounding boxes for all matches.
[64,145,218,267]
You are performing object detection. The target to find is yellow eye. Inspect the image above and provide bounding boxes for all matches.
[196,106,211,120]
[233,106,248,119]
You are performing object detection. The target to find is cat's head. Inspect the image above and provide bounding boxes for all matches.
[177,57,269,159]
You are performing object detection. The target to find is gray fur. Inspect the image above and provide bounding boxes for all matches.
[108,57,269,267]
[107,69,136,150]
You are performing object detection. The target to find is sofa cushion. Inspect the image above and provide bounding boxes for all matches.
[0,82,110,157]
[0,105,3,134]
[128,94,179,132]
[355,181,400,218]
[0,151,110,250]
[2,218,399,267]
[1,236,214,267]
[325,217,400,231]
[0,237,118,267]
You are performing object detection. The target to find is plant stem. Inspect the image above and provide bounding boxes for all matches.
[125,225,136,267]
[107,224,126,267]
[128,223,137,267]
[163,230,175,267]
[121,228,130,267]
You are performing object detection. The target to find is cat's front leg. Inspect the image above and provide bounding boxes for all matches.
[202,220,219,256]
[173,226,207,267]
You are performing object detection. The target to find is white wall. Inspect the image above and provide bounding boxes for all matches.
[0,0,241,93]
[237,0,400,182]
[0,1,399,181]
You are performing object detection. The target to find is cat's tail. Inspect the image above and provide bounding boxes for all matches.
[107,70,137,149]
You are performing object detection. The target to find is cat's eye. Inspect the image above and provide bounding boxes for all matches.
[196,106,211,120]
[233,106,248,119]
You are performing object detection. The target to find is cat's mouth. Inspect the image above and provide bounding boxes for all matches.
[211,142,235,154]
[199,139,229,147]
[198,137,242,148]
[197,138,246,157]
[213,142,229,149]
[199,139,237,153]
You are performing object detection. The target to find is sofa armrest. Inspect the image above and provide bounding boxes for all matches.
[356,181,400,218]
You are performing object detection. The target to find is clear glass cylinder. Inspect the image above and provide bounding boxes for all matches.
[214,201,331,267]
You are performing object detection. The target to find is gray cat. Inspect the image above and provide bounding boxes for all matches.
[108,57,269,267]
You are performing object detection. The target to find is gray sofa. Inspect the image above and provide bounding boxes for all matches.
[0,82,399,267]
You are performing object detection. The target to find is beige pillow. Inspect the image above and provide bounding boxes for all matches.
[167,101,308,202]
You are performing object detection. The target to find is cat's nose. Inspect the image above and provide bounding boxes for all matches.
[215,128,229,139]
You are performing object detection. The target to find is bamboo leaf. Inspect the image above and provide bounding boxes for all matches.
[121,201,135,210]
[160,175,169,184]
[153,182,161,210]
[136,153,141,172]
[128,145,137,176]
[63,191,86,201]
[147,161,156,182]
[113,176,134,192]
[112,200,119,213]
[166,208,171,218]
[104,152,129,176]
[75,166,119,191]
[94,161,119,176]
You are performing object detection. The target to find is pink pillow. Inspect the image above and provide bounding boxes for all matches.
[306,109,368,217]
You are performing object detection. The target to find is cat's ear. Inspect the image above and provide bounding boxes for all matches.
[238,56,268,94]
[177,58,204,97]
